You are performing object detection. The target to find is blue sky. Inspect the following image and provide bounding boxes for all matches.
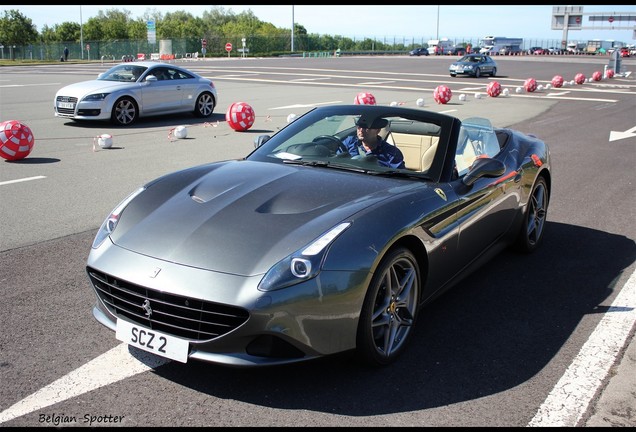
[3,5,635,44]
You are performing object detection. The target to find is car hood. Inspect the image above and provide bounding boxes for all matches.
[111,160,419,276]
[56,80,136,97]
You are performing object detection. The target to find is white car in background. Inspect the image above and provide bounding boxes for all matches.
[54,61,218,126]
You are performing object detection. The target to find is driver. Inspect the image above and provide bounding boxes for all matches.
[339,116,405,169]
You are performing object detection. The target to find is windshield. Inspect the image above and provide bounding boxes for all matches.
[455,117,501,176]
[98,64,148,82]
[248,107,444,177]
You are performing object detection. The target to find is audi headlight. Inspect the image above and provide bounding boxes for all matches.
[91,187,145,249]
[258,222,351,292]
[83,93,110,102]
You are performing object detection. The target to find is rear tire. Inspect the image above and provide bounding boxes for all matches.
[513,176,549,253]
[356,247,420,367]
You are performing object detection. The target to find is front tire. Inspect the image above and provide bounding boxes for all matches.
[111,97,138,126]
[513,176,549,253]
[356,247,420,367]
[474,68,481,78]
[194,92,215,117]
[491,67,497,77]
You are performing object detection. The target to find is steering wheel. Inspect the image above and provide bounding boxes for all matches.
[312,135,348,155]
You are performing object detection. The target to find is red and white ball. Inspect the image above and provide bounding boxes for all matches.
[354,92,376,105]
[524,78,537,93]
[433,85,452,104]
[551,75,564,88]
[486,81,501,97]
[592,71,602,81]
[574,73,586,85]
[606,69,615,78]
[0,120,34,161]
[226,102,255,132]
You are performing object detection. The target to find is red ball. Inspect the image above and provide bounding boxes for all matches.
[486,81,501,97]
[606,69,615,78]
[0,120,35,161]
[524,78,537,93]
[354,92,376,105]
[226,102,255,132]
[592,71,602,81]
[551,75,564,88]
[574,73,586,84]
[433,85,452,104]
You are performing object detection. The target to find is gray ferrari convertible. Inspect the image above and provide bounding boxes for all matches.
[86,104,551,368]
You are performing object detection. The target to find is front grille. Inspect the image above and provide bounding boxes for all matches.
[56,96,78,115]
[87,267,249,341]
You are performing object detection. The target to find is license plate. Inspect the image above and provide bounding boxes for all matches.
[57,101,75,109]
[116,318,190,363]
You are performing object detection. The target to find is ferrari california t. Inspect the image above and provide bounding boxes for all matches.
[54,61,217,126]
[86,104,551,368]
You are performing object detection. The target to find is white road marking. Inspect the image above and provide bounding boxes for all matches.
[528,268,636,426]
[270,101,342,110]
[0,343,170,424]
[0,176,46,186]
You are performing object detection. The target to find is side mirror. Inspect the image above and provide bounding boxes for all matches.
[254,135,271,148]
[145,75,158,83]
[462,157,505,186]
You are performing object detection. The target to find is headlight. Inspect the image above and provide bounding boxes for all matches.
[465,65,474,70]
[258,222,351,292]
[91,187,145,249]
[82,93,110,102]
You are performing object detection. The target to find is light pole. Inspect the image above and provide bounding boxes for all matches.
[291,5,295,52]
[436,5,440,40]
[80,6,84,60]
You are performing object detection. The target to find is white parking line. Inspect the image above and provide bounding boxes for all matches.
[0,176,46,186]
[528,268,636,426]
[0,343,170,424]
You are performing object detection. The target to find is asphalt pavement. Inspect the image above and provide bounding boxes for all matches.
[584,325,636,426]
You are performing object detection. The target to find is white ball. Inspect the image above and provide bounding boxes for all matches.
[537,84,544,91]
[287,113,297,123]
[416,98,425,107]
[390,101,398,106]
[515,87,523,94]
[502,88,510,96]
[545,84,552,90]
[97,134,113,149]
[475,93,482,99]
[458,94,466,101]
[570,80,576,86]
[174,125,188,139]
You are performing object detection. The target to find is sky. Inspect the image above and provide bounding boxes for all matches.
[2,4,635,44]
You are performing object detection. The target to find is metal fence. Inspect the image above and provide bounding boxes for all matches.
[1,36,597,62]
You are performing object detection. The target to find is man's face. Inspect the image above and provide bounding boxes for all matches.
[357,125,379,140]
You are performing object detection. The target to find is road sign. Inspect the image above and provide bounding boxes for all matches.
[608,16,614,23]
[86,44,90,51]
[225,43,233,52]
[202,39,207,48]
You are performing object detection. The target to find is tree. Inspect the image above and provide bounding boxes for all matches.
[0,9,38,46]
[56,22,82,42]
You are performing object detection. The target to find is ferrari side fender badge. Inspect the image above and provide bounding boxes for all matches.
[435,188,447,201]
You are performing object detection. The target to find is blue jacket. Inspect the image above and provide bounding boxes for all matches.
[341,136,406,169]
